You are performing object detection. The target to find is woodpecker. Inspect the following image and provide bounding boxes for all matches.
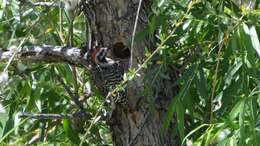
[90,47,109,64]
[85,47,127,105]
[83,47,108,64]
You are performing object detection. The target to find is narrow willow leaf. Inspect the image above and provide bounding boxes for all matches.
[196,21,204,33]
[246,25,260,57]
[250,10,260,15]
[182,124,211,146]
[205,125,214,146]
[216,137,232,146]
[0,10,3,19]
[0,102,5,113]
[0,72,8,85]
[2,117,14,138]
[223,59,242,90]
[0,118,28,143]
[229,99,242,120]
[195,66,208,102]
[158,0,166,7]
[240,24,255,66]
[63,119,80,145]
[248,96,258,146]
[162,97,176,133]
[176,98,185,140]
[239,100,245,146]
[239,24,258,87]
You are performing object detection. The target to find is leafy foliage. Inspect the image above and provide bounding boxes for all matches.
[149,0,260,145]
[0,1,110,145]
[0,0,260,146]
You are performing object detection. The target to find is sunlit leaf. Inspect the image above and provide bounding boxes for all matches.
[248,26,260,57]
[229,99,242,120]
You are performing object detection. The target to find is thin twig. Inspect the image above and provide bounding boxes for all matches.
[129,0,143,69]
[59,3,65,43]
[86,15,92,51]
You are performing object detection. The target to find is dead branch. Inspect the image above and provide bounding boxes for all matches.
[18,111,91,120]
[18,112,73,119]
[0,45,91,70]
[31,2,61,8]
[18,1,63,8]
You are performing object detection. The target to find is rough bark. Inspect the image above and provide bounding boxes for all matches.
[82,0,179,145]
[0,46,88,67]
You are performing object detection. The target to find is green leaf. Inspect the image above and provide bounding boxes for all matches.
[2,116,14,139]
[161,97,176,133]
[240,23,257,67]
[63,119,80,145]
[216,137,232,146]
[176,98,185,140]
[229,99,242,120]
[0,9,3,20]
[239,100,245,146]
[0,117,28,144]
[243,25,260,57]
[194,66,208,102]
[249,97,258,146]
[162,65,196,134]
[223,59,242,90]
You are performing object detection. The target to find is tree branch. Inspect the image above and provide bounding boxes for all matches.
[19,1,63,8]
[0,45,91,69]
[18,112,73,120]
[18,111,91,120]
[31,2,62,8]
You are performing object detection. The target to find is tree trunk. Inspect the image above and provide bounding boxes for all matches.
[82,0,179,145]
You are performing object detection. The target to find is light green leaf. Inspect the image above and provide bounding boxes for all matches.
[63,119,80,145]
[239,100,245,146]
[248,26,260,57]
[229,99,242,120]
[223,59,242,90]
[0,10,3,19]
[243,24,260,57]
